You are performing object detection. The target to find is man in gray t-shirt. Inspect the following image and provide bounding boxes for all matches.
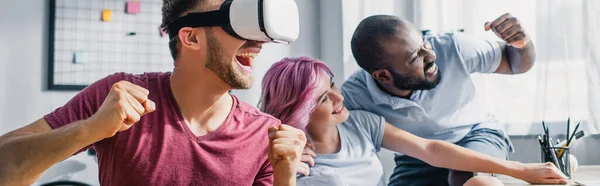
[342,14,536,186]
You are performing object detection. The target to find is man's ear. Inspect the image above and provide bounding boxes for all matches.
[178,27,202,50]
[372,69,392,83]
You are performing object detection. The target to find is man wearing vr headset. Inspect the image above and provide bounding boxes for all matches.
[342,14,544,186]
[0,0,305,185]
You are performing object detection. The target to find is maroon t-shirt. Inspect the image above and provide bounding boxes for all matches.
[44,72,278,186]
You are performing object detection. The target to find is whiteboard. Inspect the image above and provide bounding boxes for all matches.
[48,0,173,90]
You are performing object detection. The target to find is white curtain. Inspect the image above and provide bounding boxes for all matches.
[414,0,599,135]
[585,0,600,135]
[340,0,396,81]
[340,0,600,135]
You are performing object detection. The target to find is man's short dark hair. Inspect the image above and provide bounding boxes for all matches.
[350,15,403,73]
[161,0,210,60]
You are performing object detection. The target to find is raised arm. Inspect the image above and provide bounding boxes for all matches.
[381,122,568,185]
[267,124,307,186]
[0,81,155,185]
[485,13,536,74]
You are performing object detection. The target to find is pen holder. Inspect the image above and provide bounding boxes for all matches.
[540,146,571,178]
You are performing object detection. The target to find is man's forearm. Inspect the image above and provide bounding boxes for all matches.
[272,161,297,186]
[424,141,523,176]
[506,39,536,74]
[0,120,101,185]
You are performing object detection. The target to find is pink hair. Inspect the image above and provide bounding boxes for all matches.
[259,56,334,131]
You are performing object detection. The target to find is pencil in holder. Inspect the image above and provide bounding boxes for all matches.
[540,146,571,178]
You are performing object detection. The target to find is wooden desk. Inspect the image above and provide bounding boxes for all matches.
[498,166,600,186]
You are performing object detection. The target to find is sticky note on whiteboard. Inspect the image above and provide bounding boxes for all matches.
[73,52,90,64]
[127,1,141,14]
[102,9,112,21]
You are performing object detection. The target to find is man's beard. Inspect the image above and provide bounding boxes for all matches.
[204,29,253,89]
[389,69,441,90]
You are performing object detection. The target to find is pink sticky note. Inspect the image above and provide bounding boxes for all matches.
[127,1,141,14]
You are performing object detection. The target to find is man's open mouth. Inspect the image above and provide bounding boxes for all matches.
[235,52,257,67]
[424,62,437,74]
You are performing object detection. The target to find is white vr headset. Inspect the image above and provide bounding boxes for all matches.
[167,0,299,44]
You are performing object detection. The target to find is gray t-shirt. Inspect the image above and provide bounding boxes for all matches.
[297,110,386,186]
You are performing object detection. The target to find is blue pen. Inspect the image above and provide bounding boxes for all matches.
[567,122,581,146]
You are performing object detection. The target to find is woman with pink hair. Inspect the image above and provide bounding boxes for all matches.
[259,56,567,186]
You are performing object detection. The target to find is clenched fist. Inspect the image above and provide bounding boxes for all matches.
[268,124,307,186]
[87,81,156,139]
[485,13,530,49]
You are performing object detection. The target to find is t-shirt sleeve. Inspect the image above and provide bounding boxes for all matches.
[341,84,356,110]
[454,33,503,73]
[341,78,363,111]
[347,110,385,152]
[43,73,125,155]
[253,158,273,186]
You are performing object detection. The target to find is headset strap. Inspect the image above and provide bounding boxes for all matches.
[167,11,229,40]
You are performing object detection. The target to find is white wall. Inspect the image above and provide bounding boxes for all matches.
[0,0,321,185]
[0,1,96,185]
[0,1,78,134]
[317,0,344,85]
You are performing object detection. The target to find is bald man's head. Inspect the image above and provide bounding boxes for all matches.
[351,15,440,91]
[351,15,416,73]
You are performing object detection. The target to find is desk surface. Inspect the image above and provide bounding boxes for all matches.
[498,166,600,186]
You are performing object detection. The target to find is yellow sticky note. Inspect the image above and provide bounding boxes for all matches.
[102,9,112,22]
